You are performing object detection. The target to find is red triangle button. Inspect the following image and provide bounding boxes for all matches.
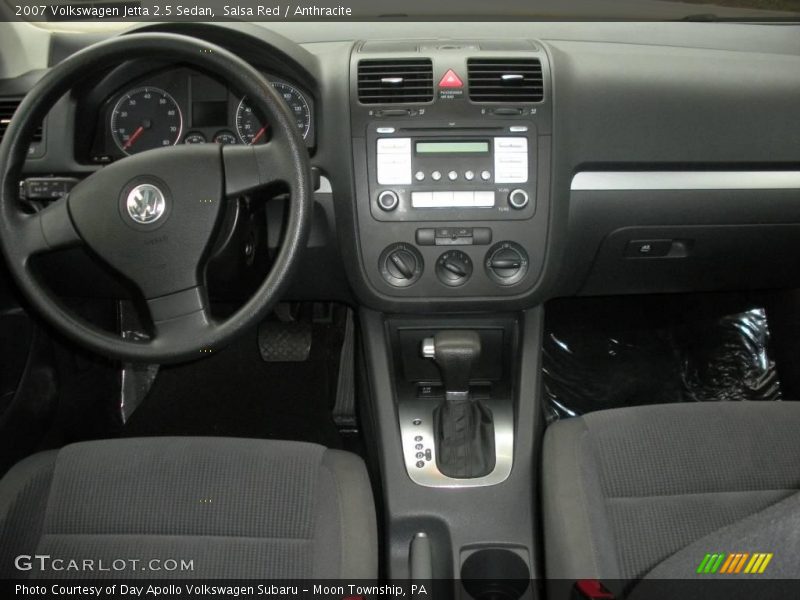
[439,69,463,88]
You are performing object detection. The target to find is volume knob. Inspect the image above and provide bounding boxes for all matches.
[377,190,400,211]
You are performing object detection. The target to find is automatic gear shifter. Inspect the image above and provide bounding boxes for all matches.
[422,331,495,478]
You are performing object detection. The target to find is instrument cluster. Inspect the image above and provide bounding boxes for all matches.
[90,67,315,162]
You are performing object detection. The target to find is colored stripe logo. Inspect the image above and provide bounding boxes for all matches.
[696,553,773,574]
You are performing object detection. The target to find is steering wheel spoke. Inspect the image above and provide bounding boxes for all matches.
[18,197,82,258]
[223,140,292,197]
[147,286,214,345]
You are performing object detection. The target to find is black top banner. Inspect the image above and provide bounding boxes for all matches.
[3,0,800,22]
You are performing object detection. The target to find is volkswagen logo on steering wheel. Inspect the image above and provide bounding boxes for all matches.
[126,184,166,224]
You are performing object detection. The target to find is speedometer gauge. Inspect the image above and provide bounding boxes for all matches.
[110,87,182,155]
[236,82,311,145]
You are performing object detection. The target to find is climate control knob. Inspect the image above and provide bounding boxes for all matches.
[507,188,530,210]
[377,190,400,212]
[436,250,473,287]
[485,242,529,286]
[379,243,424,287]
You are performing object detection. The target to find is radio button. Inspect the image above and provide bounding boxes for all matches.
[508,189,530,210]
[452,191,473,206]
[481,170,492,181]
[433,191,455,205]
[415,171,426,181]
[377,138,411,153]
[448,170,459,181]
[431,171,442,181]
[464,170,475,181]
[377,159,412,185]
[377,190,400,211]
[411,192,434,208]
[496,138,528,151]
[495,168,527,184]
[474,191,496,207]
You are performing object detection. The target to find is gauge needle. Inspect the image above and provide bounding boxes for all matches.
[123,126,145,150]
[250,127,266,145]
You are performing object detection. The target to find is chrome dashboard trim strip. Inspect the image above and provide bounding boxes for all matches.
[571,171,800,191]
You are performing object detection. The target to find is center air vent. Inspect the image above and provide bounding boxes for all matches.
[467,58,543,102]
[0,97,43,144]
[358,59,433,104]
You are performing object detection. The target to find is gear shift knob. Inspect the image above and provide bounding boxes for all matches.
[421,330,481,400]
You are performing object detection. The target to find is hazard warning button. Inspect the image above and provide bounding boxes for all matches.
[438,69,463,88]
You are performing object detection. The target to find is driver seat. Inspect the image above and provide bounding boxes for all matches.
[0,437,377,579]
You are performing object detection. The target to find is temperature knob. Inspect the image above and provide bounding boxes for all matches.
[379,243,424,287]
[485,242,528,286]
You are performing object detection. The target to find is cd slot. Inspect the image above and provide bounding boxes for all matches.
[396,126,506,133]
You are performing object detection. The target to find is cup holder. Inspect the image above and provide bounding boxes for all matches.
[460,548,531,600]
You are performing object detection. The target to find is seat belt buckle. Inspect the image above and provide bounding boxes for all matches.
[573,579,615,600]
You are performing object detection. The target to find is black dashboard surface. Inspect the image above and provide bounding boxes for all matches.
[2,21,800,311]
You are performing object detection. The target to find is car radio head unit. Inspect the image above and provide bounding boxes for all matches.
[368,120,536,221]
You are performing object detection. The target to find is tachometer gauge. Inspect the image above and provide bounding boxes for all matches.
[236,82,311,145]
[110,87,182,155]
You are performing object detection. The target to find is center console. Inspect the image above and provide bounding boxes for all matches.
[359,309,543,594]
[350,40,550,597]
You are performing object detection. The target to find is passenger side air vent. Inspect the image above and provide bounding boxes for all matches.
[358,59,434,104]
[0,98,43,144]
[467,58,544,102]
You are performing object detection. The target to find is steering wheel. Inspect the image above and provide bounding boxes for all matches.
[0,33,312,363]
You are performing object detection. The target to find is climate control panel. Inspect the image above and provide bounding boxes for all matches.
[378,239,531,291]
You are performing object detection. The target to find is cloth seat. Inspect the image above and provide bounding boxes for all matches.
[542,402,800,591]
[0,437,377,579]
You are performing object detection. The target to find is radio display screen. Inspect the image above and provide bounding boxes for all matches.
[415,141,490,154]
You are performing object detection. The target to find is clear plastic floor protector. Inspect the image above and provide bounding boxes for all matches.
[543,302,782,424]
